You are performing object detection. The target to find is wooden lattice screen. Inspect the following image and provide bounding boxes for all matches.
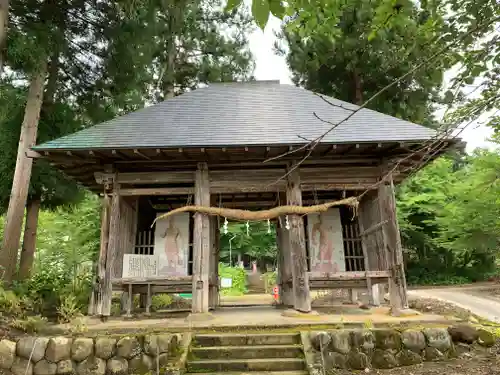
[135,230,154,255]
[343,220,365,271]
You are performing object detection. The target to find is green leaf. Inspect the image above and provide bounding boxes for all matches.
[367,29,377,41]
[252,0,270,30]
[225,0,243,12]
[269,0,285,19]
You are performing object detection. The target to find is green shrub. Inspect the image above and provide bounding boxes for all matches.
[219,263,247,296]
[151,294,173,310]
[57,294,83,323]
[0,285,22,315]
[10,315,47,333]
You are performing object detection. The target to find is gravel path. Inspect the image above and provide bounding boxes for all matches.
[409,288,500,323]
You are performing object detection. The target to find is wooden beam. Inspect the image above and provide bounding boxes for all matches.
[308,271,391,279]
[120,187,194,196]
[134,149,152,160]
[192,162,210,313]
[286,164,311,313]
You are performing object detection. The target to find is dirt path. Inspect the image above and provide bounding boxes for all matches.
[409,288,500,323]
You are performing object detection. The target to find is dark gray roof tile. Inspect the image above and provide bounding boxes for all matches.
[34,81,437,150]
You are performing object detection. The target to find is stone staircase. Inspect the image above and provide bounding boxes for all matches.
[186,332,308,374]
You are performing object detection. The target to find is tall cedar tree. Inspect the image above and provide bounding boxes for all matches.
[0,0,254,281]
[276,0,449,126]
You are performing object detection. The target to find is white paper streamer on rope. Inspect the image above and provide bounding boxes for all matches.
[285,215,290,230]
[267,219,271,234]
[246,221,250,236]
[223,217,228,235]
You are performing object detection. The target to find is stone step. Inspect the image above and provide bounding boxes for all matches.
[187,358,306,372]
[193,333,301,347]
[186,371,309,375]
[190,344,303,359]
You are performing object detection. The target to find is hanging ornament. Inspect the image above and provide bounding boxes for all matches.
[285,215,290,230]
[246,221,250,236]
[267,219,271,234]
[223,217,228,235]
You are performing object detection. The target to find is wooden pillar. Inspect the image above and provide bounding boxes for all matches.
[286,166,311,313]
[379,175,408,311]
[209,216,219,309]
[276,222,293,307]
[357,199,374,306]
[100,186,121,317]
[192,162,210,313]
[95,195,110,315]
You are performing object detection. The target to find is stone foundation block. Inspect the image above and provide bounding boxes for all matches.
[11,357,33,375]
[71,338,93,362]
[116,337,141,359]
[402,330,426,352]
[76,357,105,375]
[374,329,402,351]
[34,359,58,375]
[329,331,350,354]
[46,337,72,363]
[57,360,75,375]
[0,339,16,370]
[423,328,451,352]
[94,337,116,360]
[128,354,154,374]
[107,357,128,375]
[17,337,49,363]
[396,349,423,366]
[372,349,398,369]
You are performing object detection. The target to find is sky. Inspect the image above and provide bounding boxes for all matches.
[248,16,496,153]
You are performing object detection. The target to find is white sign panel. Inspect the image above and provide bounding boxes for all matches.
[220,278,232,288]
[154,212,190,277]
[307,208,345,273]
[123,254,158,278]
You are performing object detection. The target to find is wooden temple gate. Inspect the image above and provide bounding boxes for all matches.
[89,161,409,317]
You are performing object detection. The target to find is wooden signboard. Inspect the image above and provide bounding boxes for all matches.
[307,208,345,273]
[154,212,190,277]
[122,254,158,278]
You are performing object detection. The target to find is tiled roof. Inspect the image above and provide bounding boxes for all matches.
[34,81,437,150]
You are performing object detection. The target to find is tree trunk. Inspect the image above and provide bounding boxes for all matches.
[161,0,186,99]
[0,0,8,74]
[17,198,41,280]
[0,61,48,283]
[353,68,363,105]
[44,50,59,105]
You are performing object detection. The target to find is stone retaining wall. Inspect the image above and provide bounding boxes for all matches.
[306,325,496,372]
[0,333,185,375]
